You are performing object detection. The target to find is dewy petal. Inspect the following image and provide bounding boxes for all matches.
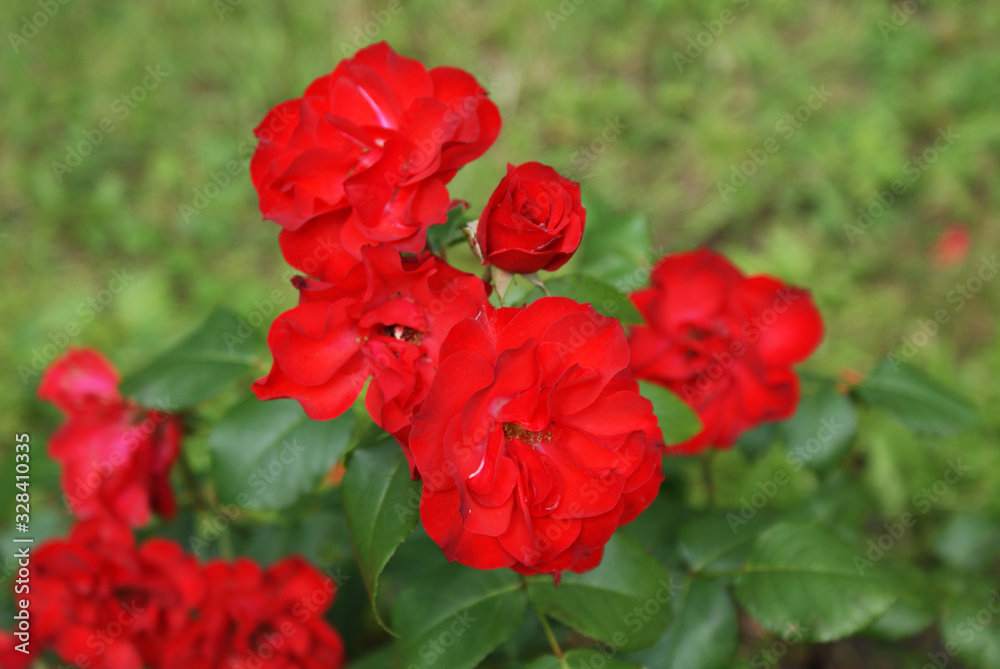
[421,489,515,569]
[410,351,494,487]
[462,489,516,537]
[330,61,404,129]
[462,338,540,439]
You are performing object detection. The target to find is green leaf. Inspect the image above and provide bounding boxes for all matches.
[617,489,690,568]
[865,598,935,641]
[233,509,352,570]
[342,441,421,633]
[678,513,771,575]
[526,649,641,669]
[734,521,900,642]
[394,566,527,669]
[209,396,355,510]
[627,575,737,669]
[932,513,1000,572]
[863,565,937,641]
[347,646,394,669]
[544,274,643,325]
[120,307,264,408]
[801,471,874,532]
[427,203,473,253]
[736,422,779,462]
[857,359,979,436]
[527,535,672,652]
[781,385,858,472]
[941,588,1000,669]
[638,381,702,446]
[576,202,653,287]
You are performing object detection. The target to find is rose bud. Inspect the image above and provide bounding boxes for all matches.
[476,162,585,274]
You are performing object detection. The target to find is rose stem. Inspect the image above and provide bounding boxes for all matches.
[536,609,570,669]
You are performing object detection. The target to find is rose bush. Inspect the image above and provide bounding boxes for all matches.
[7,40,985,669]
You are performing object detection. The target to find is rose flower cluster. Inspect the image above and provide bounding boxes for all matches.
[8,42,825,667]
[248,41,822,578]
[5,350,345,669]
[3,519,343,669]
[249,42,664,577]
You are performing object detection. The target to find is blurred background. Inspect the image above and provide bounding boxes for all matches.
[2,0,999,666]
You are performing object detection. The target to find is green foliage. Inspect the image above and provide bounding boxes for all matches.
[628,575,738,669]
[208,395,355,510]
[526,536,673,652]
[393,567,527,669]
[544,274,644,325]
[427,204,475,255]
[941,584,1000,669]
[639,381,703,446]
[781,384,859,472]
[678,513,766,575]
[120,308,264,408]
[526,649,641,669]
[575,204,652,287]
[342,440,422,632]
[734,521,900,642]
[858,359,980,435]
[5,3,1000,667]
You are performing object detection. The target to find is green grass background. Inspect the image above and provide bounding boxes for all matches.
[1,0,999,665]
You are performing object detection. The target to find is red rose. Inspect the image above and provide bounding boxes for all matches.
[476,162,585,274]
[0,631,32,669]
[628,249,824,454]
[409,297,663,577]
[38,348,183,526]
[25,519,204,669]
[162,557,345,669]
[253,245,489,472]
[251,42,501,282]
